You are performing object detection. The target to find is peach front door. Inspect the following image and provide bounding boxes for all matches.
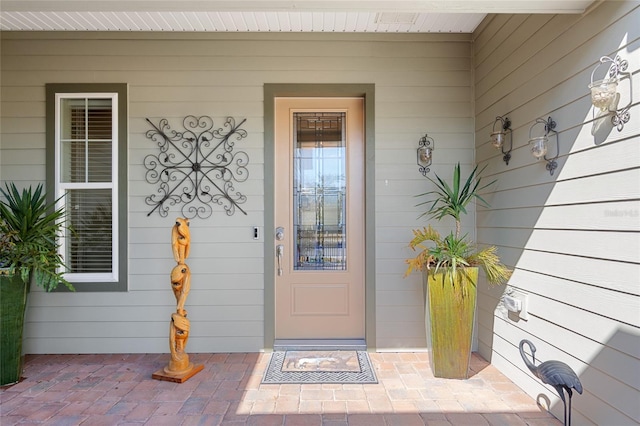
[274,97,365,340]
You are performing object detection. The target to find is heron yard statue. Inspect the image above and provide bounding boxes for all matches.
[519,339,583,426]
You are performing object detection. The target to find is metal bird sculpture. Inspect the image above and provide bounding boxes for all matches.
[519,339,583,426]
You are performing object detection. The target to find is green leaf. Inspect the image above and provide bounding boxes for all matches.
[0,183,74,292]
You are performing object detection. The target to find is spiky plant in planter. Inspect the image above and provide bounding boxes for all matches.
[0,183,73,385]
[405,163,511,378]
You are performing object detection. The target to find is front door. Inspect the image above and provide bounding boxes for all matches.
[274,97,365,340]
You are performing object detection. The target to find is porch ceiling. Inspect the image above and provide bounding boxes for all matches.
[0,0,596,33]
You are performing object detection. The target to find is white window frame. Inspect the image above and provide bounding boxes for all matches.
[54,92,119,283]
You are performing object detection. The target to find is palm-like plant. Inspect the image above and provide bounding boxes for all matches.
[419,162,493,239]
[406,163,511,287]
[0,183,73,291]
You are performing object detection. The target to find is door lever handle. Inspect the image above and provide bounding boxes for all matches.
[276,244,284,276]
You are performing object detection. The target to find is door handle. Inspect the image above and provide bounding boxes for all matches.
[276,244,284,276]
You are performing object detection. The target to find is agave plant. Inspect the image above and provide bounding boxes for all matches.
[0,183,73,291]
[406,163,511,287]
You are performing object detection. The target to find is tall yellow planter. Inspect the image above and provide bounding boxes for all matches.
[424,267,478,379]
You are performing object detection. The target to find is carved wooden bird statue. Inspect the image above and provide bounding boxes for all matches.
[171,218,191,263]
[170,263,191,317]
[519,339,583,426]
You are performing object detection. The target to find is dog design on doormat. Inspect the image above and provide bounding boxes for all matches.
[285,353,355,371]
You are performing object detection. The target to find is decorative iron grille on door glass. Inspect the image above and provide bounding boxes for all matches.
[293,112,347,271]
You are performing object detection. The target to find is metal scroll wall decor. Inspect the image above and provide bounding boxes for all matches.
[144,115,249,219]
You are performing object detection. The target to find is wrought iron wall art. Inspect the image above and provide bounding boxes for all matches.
[144,115,249,219]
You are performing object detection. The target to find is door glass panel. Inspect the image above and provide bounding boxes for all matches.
[293,112,346,271]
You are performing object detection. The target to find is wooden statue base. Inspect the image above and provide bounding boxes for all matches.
[152,363,204,383]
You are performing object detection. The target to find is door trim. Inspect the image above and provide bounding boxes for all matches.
[273,339,366,351]
[264,84,376,351]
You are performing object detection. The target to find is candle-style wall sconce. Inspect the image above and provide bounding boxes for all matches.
[490,116,513,166]
[417,134,434,176]
[528,117,559,176]
[588,55,632,132]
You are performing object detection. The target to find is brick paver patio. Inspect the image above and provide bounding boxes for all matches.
[0,352,561,425]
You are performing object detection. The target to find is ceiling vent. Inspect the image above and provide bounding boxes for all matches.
[374,12,419,25]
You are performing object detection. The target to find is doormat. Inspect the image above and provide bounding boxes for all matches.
[262,350,377,384]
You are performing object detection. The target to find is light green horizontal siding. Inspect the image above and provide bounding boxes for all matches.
[0,30,474,353]
[473,1,640,425]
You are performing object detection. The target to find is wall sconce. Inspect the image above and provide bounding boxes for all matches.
[589,55,632,131]
[417,134,434,176]
[490,116,513,165]
[528,117,559,176]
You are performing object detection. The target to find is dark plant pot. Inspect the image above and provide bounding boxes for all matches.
[424,267,478,379]
[0,272,28,385]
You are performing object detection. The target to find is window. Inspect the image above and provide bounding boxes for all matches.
[46,84,128,291]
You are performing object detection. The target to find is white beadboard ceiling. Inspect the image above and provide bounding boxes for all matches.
[0,1,596,33]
